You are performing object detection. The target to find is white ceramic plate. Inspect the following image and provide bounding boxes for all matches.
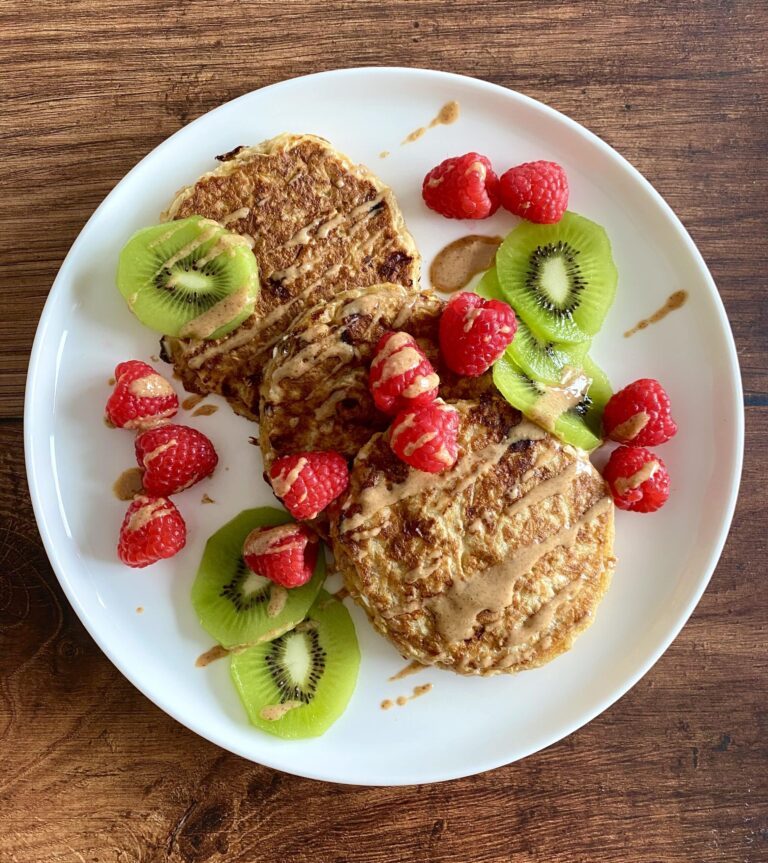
[25,68,743,785]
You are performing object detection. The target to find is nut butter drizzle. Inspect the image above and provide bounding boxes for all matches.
[529,367,591,433]
[179,280,255,340]
[389,660,425,681]
[112,467,144,501]
[611,410,649,441]
[340,419,547,537]
[426,493,613,644]
[402,100,460,145]
[192,404,218,417]
[614,459,659,495]
[624,290,688,338]
[267,585,288,618]
[381,683,433,710]
[182,394,204,411]
[221,207,251,225]
[195,644,230,667]
[266,332,355,394]
[429,235,502,293]
[129,374,175,399]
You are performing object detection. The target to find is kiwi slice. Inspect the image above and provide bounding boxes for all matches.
[579,354,613,437]
[493,351,612,451]
[495,211,617,344]
[477,267,588,385]
[230,590,360,739]
[117,216,259,339]
[191,508,325,649]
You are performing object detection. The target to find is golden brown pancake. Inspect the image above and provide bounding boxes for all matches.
[160,134,420,420]
[259,283,493,470]
[330,394,615,675]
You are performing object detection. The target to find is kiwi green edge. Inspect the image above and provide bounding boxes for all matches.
[191,506,326,649]
[230,590,361,739]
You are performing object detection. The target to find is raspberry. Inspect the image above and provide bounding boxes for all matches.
[603,446,670,513]
[268,451,349,520]
[389,398,459,473]
[439,291,517,377]
[369,331,439,415]
[106,360,178,430]
[499,161,569,224]
[242,523,319,589]
[422,153,500,220]
[135,423,218,496]
[602,378,677,446]
[117,495,186,567]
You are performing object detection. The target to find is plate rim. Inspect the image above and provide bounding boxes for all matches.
[24,66,745,785]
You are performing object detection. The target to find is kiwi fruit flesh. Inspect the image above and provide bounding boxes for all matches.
[230,590,360,739]
[191,507,325,649]
[477,267,588,385]
[493,351,612,451]
[117,216,259,339]
[495,211,617,345]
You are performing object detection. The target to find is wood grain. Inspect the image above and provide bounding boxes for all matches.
[1,1,766,861]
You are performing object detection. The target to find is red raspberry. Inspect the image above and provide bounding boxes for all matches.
[603,446,670,513]
[117,495,186,568]
[499,161,569,224]
[268,451,349,520]
[135,423,218,496]
[369,331,439,415]
[106,360,178,430]
[439,291,517,377]
[389,398,459,473]
[603,378,677,446]
[242,522,319,589]
[422,153,500,220]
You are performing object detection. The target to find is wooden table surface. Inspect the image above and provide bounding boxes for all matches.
[2,2,766,861]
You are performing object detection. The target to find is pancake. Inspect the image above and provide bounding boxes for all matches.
[259,283,493,469]
[330,394,615,675]
[160,134,421,420]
